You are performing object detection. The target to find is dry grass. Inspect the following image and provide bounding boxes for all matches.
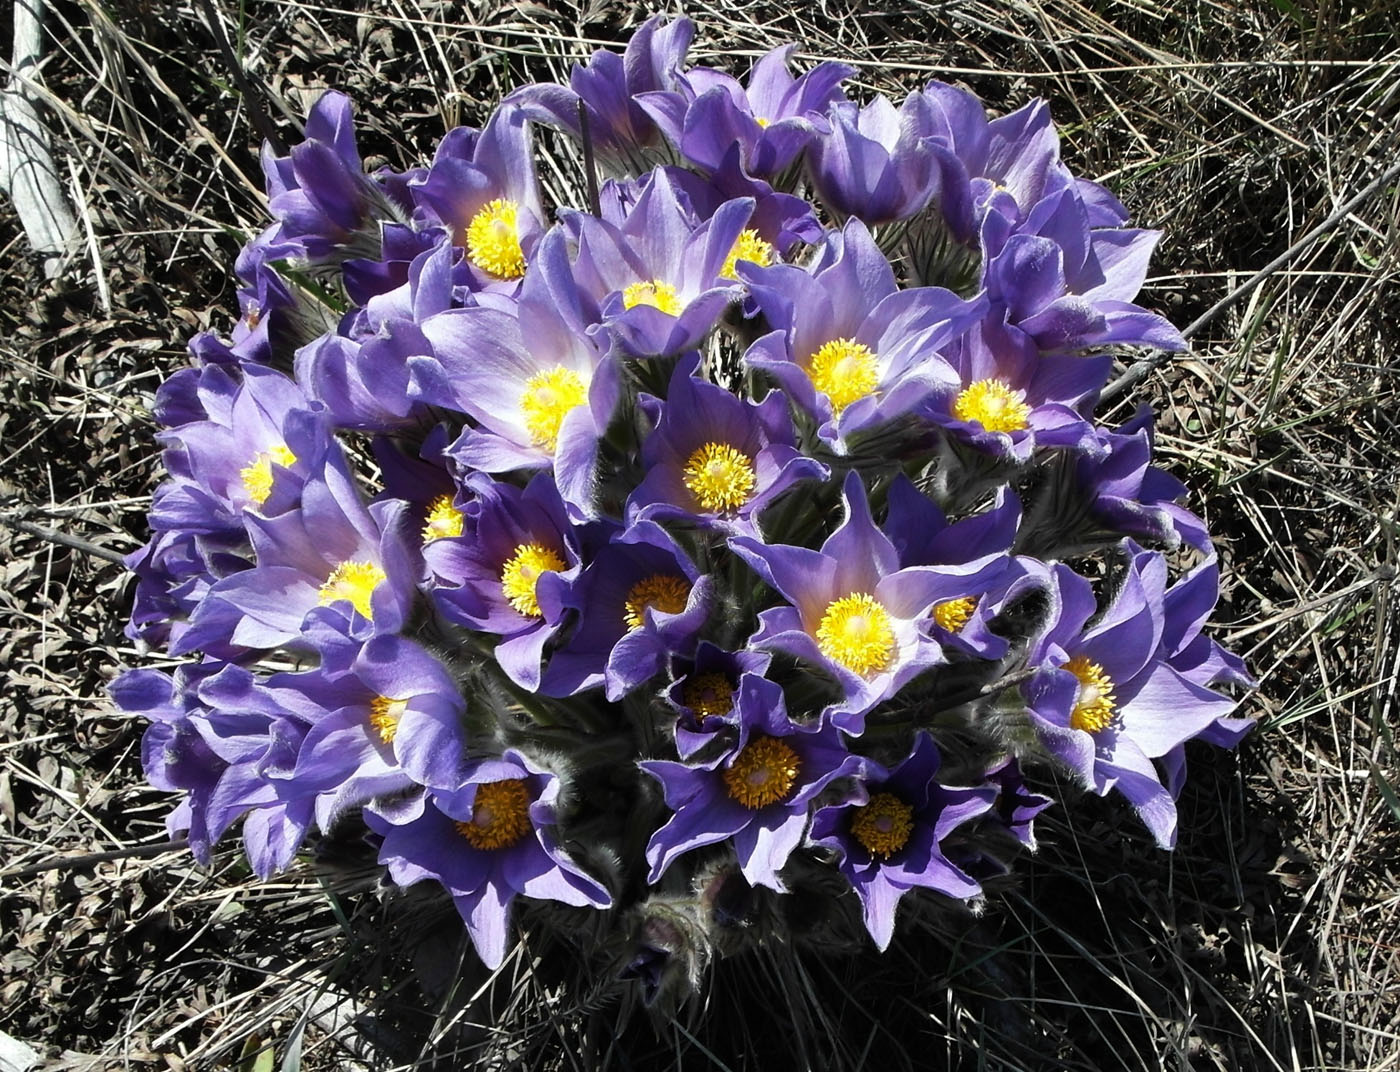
[1,0,1397,1068]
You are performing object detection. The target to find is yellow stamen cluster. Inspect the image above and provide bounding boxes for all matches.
[952,379,1031,433]
[622,279,682,315]
[816,593,895,677]
[1064,654,1118,733]
[455,778,533,851]
[500,543,566,618]
[239,444,297,506]
[722,735,801,809]
[368,696,408,744]
[682,441,757,513]
[755,116,771,128]
[318,560,386,619]
[623,574,691,630]
[808,337,879,413]
[682,673,735,720]
[849,792,915,858]
[520,366,588,452]
[933,597,978,634]
[720,229,776,280]
[464,198,527,279]
[421,494,464,543]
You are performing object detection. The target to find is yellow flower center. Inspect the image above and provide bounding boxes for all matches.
[849,792,915,858]
[722,735,801,809]
[421,493,464,543]
[816,593,895,676]
[464,197,526,279]
[455,778,533,851]
[622,279,682,315]
[317,560,386,619]
[519,365,588,452]
[933,597,978,634]
[755,116,771,128]
[623,574,692,630]
[681,442,757,513]
[681,672,735,720]
[720,229,776,280]
[368,695,408,743]
[808,337,879,413]
[1064,654,1118,733]
[239,444,297,506]
[500,542,566,618]
[951,379,1031,433]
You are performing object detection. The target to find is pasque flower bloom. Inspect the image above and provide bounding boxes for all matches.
[367,750,612,969]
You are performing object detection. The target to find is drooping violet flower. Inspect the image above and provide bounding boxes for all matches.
[562,168,752,358]
[1019,545,1250,848]
[916,319,1105,461]
[1069,407,1212,553]
[731,472,1006,734]
[807,93,941,226]
[111,664,227,863]
[638,44,854,180]
[542,520,711,701]
[741,220,985,449]
[506,15,696,177]
[425,473,584,691]
[981,184,1184,353]
[908,88,1070,243]
[366,749,612,969]
[260,90,405,264]
[642,696,868,891]
[981,756,1055,850]
[810,733,995,950]
[409,104,547,289]
[665,642,775,760]
[627,356,828,536]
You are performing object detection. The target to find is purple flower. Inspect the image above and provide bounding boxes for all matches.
[627,356,828,535]
[917,319,1105,460]
[981,185,1184,353]
[425,473,584,691]
[882,475,1024,660]
[408,105,546,288]
[642,698,868,891]
[172,464,418,656]
[731,472,1005,734]
[112,665,227,862]
[665,642,776,760]
[1020,546,1249,847]
[158,365,340,522]
[260,91,404,264]
[296,240,464,432]
[367,750,612,969]
[741,220,985,448]
[982,756,1055,850]
[404,229,620,518]
[639,44,853,180]
[807,93,941,226]
[810,733,995,949]
[542,520,711,701]
[909,88,1070,242]
[507,16,696,177]
[1074,407,1211,553]
[284,629,470,822]
[562,169,751,357]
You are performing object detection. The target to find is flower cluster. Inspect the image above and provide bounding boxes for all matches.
[115,18,1253,999]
